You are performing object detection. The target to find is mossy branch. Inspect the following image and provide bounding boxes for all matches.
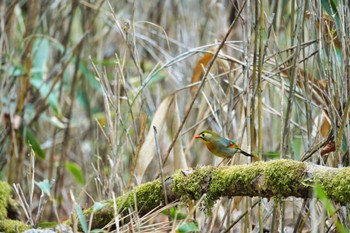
[79,159,350,229]
[2,160,350,231]
[0,182,29,233]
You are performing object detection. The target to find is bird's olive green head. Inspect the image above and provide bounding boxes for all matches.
[194,130,220,142]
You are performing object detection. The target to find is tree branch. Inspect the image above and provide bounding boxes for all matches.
[79,159,350,229]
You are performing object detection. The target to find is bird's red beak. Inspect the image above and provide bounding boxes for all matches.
[194,135,201,139]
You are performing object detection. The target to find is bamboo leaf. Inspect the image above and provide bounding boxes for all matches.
[65,162,85,185]
[79,62,102,93]
[92,202,107,212]
[315,184,335,215]
[177,221,199,233]
[26,128,46,159]
[165,207,186,220]
[75,203,88,233]
[31,37,61,116]
[34,179,51,196]
[321,0,339,23]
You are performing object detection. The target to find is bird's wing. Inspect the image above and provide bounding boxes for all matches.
[213,137,232,148]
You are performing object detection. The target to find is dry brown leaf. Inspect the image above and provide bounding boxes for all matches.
[318,79,327,90]
[135,96,174,184]
[127,113,147,189]
[172,96,188,170]
[321,141,335,156]
[320,115,331,138]
[190,52,214,93]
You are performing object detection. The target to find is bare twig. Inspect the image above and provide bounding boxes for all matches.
[162,0,248,166]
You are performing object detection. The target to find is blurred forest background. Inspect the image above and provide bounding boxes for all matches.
[1,0,350,232]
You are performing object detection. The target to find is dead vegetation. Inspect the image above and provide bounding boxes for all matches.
[1,0,350,232]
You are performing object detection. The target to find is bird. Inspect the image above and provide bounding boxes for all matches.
[194,130,253,158]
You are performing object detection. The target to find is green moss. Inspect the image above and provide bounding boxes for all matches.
[77,180,165,230]
[263,159,306,196]
[0,219,30,233]
[317,168,350,203]
[115,179,164,214]
[331,169,350,203]
[206,163,265,210]
[0,182,12,219]
[202,160,306,210]
[172,166,214,202]
[79,204,114,230]
[75,160,350,230]
[0,182,29,231]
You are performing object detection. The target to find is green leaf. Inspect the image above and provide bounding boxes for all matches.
[335,222,349,233]
[30,75,61,115]
[75,203,88,233]
[65,162,85,185]
[7,64,26,77]
[163,207,187,220]
[26,128,46,159]
[321,0,338,17]
[79,62,102,93]
[35,179,51,196]
[37,222,57,228]
[321,0,339,27]
[314,184,335,215]
[30,37,62,116]
[32,38,49,69]
[177,221,199,233]
[263,151,280,159]
[92,202,107,212]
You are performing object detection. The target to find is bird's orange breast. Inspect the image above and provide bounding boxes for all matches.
[204,141,216,151]
[203,141,223,156]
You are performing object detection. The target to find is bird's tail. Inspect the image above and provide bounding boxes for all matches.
[239,149,254,157]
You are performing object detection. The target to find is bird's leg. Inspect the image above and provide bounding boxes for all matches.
[225,158,233,166]
[216,158,227,167]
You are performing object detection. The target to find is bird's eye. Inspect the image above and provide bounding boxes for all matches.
[201,133,205,138]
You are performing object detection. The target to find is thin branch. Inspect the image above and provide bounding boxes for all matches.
[162,0,248,166]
